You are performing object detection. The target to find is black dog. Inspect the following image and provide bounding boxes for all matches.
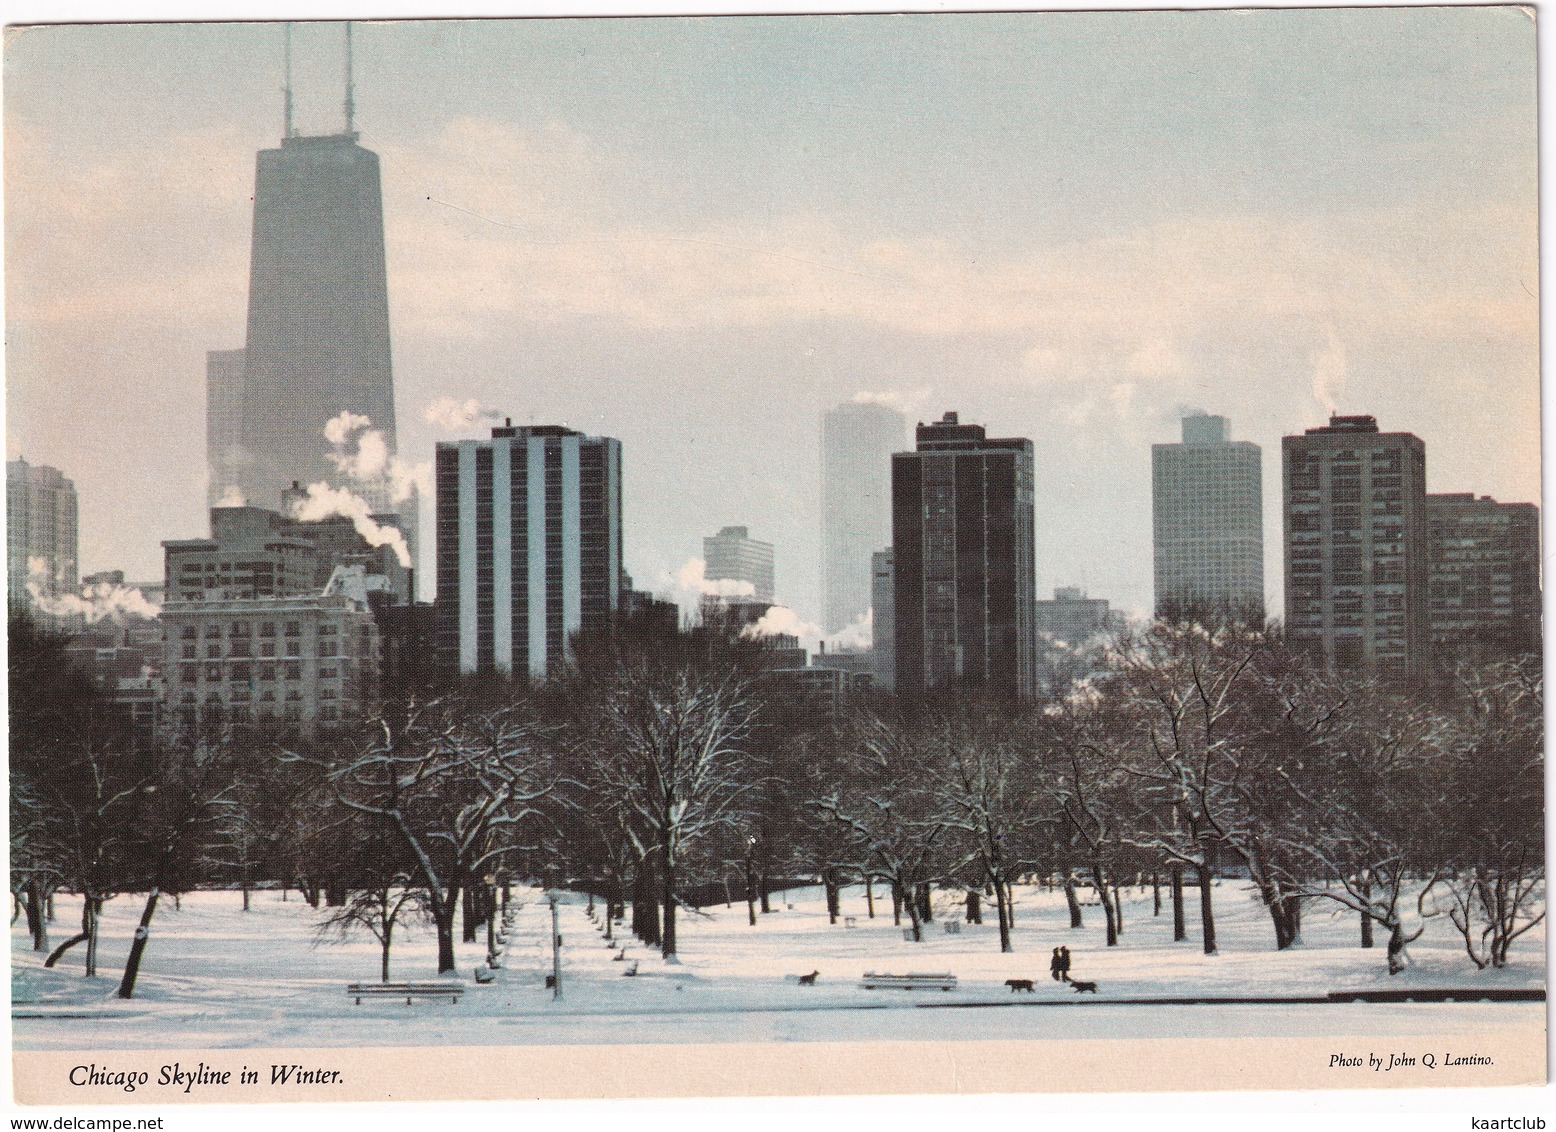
[1070,979,1098,994]
[1005,978,1035,993]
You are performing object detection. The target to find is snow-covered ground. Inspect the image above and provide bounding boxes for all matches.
[12,881,1543,1050]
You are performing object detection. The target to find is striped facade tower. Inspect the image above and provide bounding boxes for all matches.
[434,423,623,678]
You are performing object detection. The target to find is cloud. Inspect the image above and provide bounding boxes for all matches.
[826,608,873,651]
[288,482,413,569]
[423,396,504,434]
[323,411,431,507]
[659,558,756,605]
[742,605,825,645]
[27,576,161,623]
[1311,327,1347,417]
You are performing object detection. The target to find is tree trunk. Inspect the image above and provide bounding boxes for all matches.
[1194,861,1217,955]
[891,880,903,926]
[1359,875,1374,948]
[744,858,758,926]
[1386,922,1408,975]
[759,874,772,914]
[434,884,459,974]
[904,886,923,942]
[83,896,101,977]
[25,880,47,952]
[661,850,678,960]
[1152,871,1161,917]
[1171,864,1186,941]
[824,869,841,925]
[1092,866,1118,947]
[993,884,1011,952]
[325,885,346,907]
[1112,884,1124,936]
[44,896,97,970]
[966,889,982,925]
[915,882,933,923]
[117,890,160,999]
[865,877,875,919]
[1063,876,1083,928]
[462,886,478,942]
[242,883,251,912]
[382,921,393,983]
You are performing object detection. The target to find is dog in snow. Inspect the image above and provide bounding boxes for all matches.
[1070,979,1098,994]
[1005,979,1035,993]
[797,970,820,986]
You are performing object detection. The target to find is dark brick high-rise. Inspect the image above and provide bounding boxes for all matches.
[891,412,1036,700]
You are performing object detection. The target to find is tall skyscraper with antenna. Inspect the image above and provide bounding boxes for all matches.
[208,24,407,547]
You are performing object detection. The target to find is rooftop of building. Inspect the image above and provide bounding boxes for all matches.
[912,411,1033,453]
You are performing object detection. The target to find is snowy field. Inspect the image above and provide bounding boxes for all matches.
[12,881,1543,1050]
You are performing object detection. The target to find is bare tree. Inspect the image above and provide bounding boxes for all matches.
[812,713,953,943]
[589,666,757,959]
[294,697,552,974]
[315,878,429,983]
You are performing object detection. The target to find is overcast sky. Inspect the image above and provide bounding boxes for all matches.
[5,7,1539,628]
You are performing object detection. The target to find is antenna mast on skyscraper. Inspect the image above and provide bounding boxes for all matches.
[343,21,356,136]
[282,22,295,139]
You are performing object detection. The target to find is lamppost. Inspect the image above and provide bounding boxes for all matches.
[546,888,562,1000]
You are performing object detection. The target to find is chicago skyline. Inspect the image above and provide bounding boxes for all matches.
[6,12,1539,630]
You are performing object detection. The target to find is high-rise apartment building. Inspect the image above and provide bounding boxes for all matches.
[1283,414,1430,683]
[7,458,78,614]
[435,423,623,678]
[822,402,907,633]
[208,52,412,569]
[703,525,775,603]
[1152,413,1263,621]
[1427,493,1541,660]
[891,412,1036,700]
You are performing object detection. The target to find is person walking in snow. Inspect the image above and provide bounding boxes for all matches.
[1059,946,1072,982]
[1050,947,1063,981]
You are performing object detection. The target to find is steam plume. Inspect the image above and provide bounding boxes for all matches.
[289,481,412,568]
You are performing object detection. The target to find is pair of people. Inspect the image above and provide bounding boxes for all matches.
[1049,946,1072,981]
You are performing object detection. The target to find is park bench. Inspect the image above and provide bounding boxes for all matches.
[859,972,958,991]
[346,981,465,1005]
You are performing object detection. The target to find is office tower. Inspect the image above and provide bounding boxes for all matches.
[822,402,907,633]
[1283,414,1431,683]
[435,423,623,678]
[1427,493,1541,659]
[871,548,895,691]
[704,525,775,603]
[208,35,412,564]
[1152,413,1264,621]
[7,458,78,614]
[891,412,1037,700]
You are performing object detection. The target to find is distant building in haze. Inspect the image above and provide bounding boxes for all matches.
[1427,493,1541,660]
[435,423,623,678]
[891,412,1036,700]
[1152,413,1263,622]
[1283,414,1431,683]
[1034,586,1125,700]
[7,458,78,616]
[871,548,895,691]
[822,402,907,634]
[704,526,774,604]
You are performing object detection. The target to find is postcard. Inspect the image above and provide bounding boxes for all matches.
[7,3,1545,1116]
